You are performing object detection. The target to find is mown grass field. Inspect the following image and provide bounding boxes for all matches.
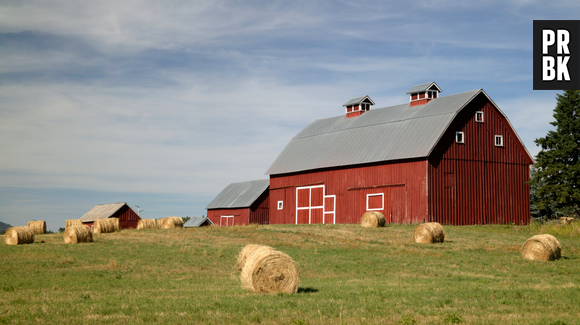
[1,223,580,325]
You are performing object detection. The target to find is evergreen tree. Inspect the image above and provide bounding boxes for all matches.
[529,90,580,218]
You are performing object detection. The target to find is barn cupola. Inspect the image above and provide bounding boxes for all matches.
[343,96,375,118]
[407,82,442,107]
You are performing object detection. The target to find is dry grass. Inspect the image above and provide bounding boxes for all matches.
[1,224,579,324]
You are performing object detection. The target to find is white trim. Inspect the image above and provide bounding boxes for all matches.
[277,200,283,210]
[495,135,504,147]
[220,215,234,226]
[475,111,484,123]
[366,193,384,211]
[456,131,465,144]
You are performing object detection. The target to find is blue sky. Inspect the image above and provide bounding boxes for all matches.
[1,0,578,231]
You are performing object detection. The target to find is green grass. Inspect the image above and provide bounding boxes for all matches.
[1,223,580,324]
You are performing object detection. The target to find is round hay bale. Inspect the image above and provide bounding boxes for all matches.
[560,217,574,225]
[156,218,166,228]
[93,218,115,234]
[361,211,386,228]
[64,225,93,244]
[65,219,82,228]
[137,219,157,230]
[112,218,120,231]
[522,234,561,261]
[27,220,46,234]
[161,217,184,229]
[240,245,300,294]
[4,226,35,245]
[413,222,445,244]
[236,244,275,271]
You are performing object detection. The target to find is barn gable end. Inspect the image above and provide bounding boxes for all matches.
[79,202,141,230]
[428,92,533,225]
[206,179,269,226]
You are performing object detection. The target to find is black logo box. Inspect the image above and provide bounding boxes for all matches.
[533,20,580,90]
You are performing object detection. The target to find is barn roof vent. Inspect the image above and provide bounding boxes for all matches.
[407,82,442,107]
[343,95,375,118]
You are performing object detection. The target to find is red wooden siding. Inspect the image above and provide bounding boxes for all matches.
[207,189,269,226]
[428,93,532,225]
[81,205,141,230]
[114,205,141,229]
[269,160,428,224]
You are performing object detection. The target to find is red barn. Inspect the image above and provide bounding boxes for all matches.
[79,202,141,230]
[206,179,269,226]
[265,82,534,225]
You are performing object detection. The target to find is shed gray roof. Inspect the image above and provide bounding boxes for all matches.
[266,89,502,175]
[206,179,269,209]
[80,202,127,222]
[406,82,442,94]
[343,96,375,106]
[184,216,214,227]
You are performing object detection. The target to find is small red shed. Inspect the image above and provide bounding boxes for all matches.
[265,82,534,225]
[79,202,141,230]
[206,179,269,226]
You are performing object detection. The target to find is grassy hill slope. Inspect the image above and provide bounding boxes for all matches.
[1,223,579,324]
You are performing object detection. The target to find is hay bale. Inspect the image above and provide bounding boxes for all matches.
[93,218,116,234]
[156,218,166,228]
[235,244,275,271]
[112,218,120,231]
[560,217,574,225]
[27,220,46,234]
[413,222,445,244]
[522,234,561,261]
[361,211,386,228]
[4,226,35,245]
[240,245,300,294]
[137,219,157,230]
[63,225,93,244]
[65,219,82,228]
[161,217,184,229]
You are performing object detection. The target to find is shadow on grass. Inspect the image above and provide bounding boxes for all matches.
[297,287,318,294]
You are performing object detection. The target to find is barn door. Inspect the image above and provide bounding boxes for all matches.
[296,185,325,224]
[324,195,336,224]
[387,185,406,223]
[220,215,234,226]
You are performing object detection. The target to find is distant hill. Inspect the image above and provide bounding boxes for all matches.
[0,221,13,234]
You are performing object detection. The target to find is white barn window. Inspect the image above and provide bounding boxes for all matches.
[456,131,465,144]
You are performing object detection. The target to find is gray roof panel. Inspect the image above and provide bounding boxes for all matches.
[184,216,214,227]
[80,203,127,222]
[265,90,480,175]
[343,96,375,106]
[206,179,269,209]
[406,82,442,94]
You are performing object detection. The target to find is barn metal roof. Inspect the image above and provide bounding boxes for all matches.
[266,89,483,175]
[80,202,128,222]
[184,216,214,227]
[206,179,269,209]
[406,82,442,94]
